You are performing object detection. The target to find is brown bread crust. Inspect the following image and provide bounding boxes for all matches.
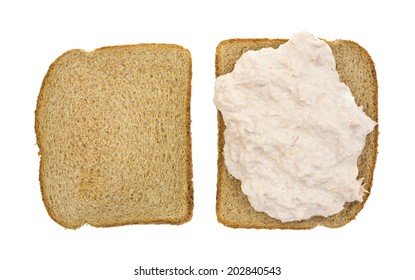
[35,44,193,229]
[216,38,378,229]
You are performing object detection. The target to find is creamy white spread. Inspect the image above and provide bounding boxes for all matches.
[214,32,376,222]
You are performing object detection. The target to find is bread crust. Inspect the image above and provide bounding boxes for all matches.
[215,38,378,229]
[35,44,193,229]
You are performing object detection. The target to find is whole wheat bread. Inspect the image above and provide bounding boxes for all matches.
[215,38,378,229]
[35,44,193,229]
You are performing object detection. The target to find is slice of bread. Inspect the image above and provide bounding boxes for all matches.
[35,44,193,229]
[215,38,378,229]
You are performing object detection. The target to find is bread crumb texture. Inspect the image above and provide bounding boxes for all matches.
[35,44,193,229]
[216,39,378,229]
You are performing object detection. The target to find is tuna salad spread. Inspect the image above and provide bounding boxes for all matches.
[214,32,376,222]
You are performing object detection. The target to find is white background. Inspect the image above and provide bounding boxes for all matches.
[1,0,413,279]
